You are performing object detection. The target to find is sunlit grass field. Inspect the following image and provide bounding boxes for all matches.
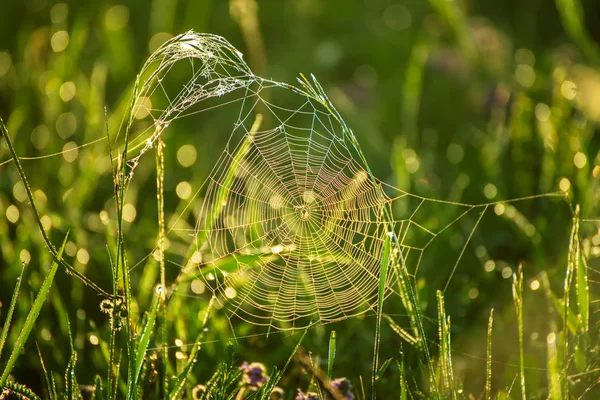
[1,0,599,399]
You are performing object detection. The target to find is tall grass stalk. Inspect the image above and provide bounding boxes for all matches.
[436,290,456,399]
[485,309,494,400]
[562,204,580,398]
[371,233,391,399]
[511,265,526,400]
[155,138,169,398]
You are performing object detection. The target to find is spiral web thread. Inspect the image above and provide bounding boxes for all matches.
[124,32,565,330]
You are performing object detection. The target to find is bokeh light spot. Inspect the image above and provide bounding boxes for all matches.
[59,81,76,102]
[20,249,31,264]
[515,64,535,88]
[561,80,577,100]
[50,3,68,24]
[176,181,192,199]
[56,112,77,138]
[573,152,587,169]
[446,143,464,164]
[76,248,90,264]
[62,141,79,163]
[31,125,50,149]
[6,205,20,223]
[191,279,206,294]
[483,183,497,199]
[559,177,570,192]
[123,203,137,222]
[383,4,411,31]
[51,30,69,52]
[0,51,12,78]
[105,5,130,31]
[177,144,197,168]
[12,182,27,202]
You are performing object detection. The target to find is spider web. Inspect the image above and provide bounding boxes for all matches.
[120,32,557,330]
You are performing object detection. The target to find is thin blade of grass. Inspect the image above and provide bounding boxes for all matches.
[394,359,406,400]
[486,308,494,400]
[371,233,391,399]
[555,0,600,65]
[64,317,82,400]
[0,262,26,361]
[197,113,262,248]
[36,342,57,400]
[155,137,169,398]
[258,324,310,400]
[168,297,214,400]
[129,289,161,399]
[376,358,393,382]
[436,290,456,399]
[327,330,336,381]
[0,118,108,296]
[562,204,579,398]
[511,265,526,400]
[569,206,588,334]
[0,233,68,386]
[547,331,562,399]
[384,314,419,345]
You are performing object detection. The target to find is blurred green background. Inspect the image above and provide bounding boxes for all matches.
[1,0,600,398]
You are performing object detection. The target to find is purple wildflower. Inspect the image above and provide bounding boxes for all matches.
[240,362,268,389]
[331,377,354,400]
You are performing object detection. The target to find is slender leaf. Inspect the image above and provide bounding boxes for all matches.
[130,290,161,399]
[0,233,68,386]
[327,330,336,381]
[371,233,391,399]
[0,262,26,361]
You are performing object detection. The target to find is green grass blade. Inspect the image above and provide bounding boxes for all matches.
[547,331,562,399]
[486,309,494,400]
[561,205,579,399]
[0,233,68,386]
[36,342,56,400]
[511,266,526,400]
[397,359,407,400]
[0,119,108,296]
[436,290,456,399]
[64,317,82,400]
[555,0,600,65]
[0,262,26,362]
[384,314,419,345]
[129,289,161,399]
[197,113,262,248]
[376,358,393,382]
[371,233,391,400]
[577,254,590,332]
[93,375,105,400]
[258,324,310,400]
[327,330,336,380]
[168,297,214,400]
[570,206,588,334]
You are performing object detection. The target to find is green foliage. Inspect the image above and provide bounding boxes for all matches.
[0,0,599,399]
